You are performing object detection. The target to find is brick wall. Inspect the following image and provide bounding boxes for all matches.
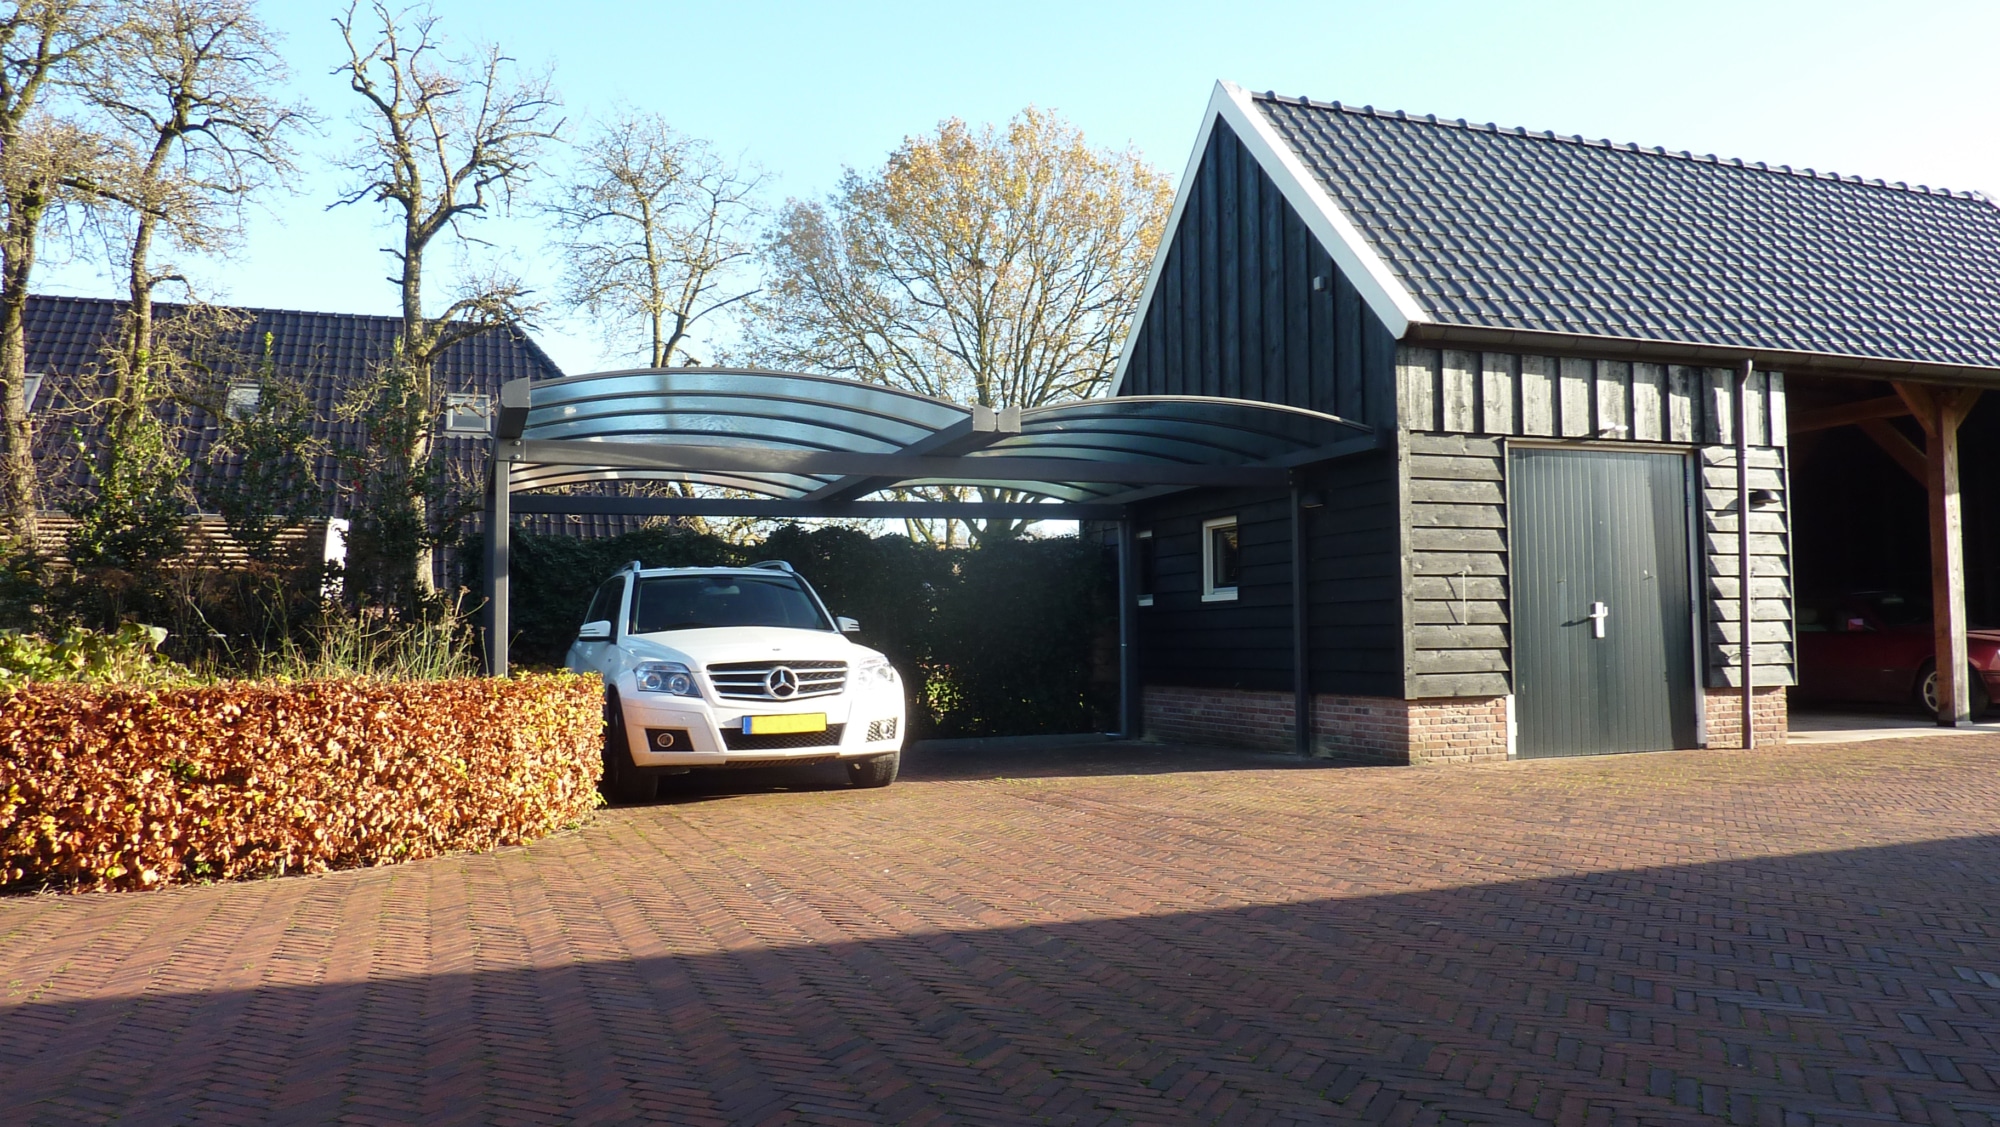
[1701,686,1789,749]
[1143,685,1511,765]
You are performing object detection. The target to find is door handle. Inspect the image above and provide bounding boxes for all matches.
[1588,601,1609,639]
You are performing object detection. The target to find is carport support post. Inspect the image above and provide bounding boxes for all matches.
[486,453,511,677]
[1291,481,1311,756]
[1117,516,1141,738]
[1895,382,1979,726]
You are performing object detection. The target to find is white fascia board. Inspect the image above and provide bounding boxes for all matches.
[1108,81,1429,397]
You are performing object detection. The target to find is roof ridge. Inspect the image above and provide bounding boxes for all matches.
[31,292,410,326]
[1249,90,1995,206]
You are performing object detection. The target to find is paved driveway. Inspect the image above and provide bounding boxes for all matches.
[4,736,2000,1126]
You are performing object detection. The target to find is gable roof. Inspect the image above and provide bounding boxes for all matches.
[23,294,565,521]
[1124,81,2000,384]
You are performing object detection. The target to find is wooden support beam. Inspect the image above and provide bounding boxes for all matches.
[1893,382,1983,726]
[1788,394,1910,434]
[1857,418,1926,484]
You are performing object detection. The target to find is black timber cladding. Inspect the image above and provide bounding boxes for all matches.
[1253,93,2000,373]
[1120,120,1397,424]
[1132,452,1402,699]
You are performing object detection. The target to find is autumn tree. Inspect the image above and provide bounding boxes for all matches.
[332,1,559,607]
[544,110,760,368]
[0,0,114,542]
[746,108,1170,543]
[71,0,306,569]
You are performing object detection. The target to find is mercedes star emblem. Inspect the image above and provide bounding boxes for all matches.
[765,666,800,699]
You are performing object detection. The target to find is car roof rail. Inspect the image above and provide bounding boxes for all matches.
[625,559,644,573]
[748,559,795,573]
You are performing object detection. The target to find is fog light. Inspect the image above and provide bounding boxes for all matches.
[646,728,692,750]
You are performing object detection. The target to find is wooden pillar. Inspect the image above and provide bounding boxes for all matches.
[1893,383,1981,725]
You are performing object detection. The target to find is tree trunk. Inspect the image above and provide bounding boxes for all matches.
[401,224,438,601]
[0,195,45,544]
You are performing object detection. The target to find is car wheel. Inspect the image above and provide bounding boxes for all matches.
[1915,661,1992,721]
[601,692,657,804]
[847,751,900,789]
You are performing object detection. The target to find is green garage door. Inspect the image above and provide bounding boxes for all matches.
[1511,448,1699,757]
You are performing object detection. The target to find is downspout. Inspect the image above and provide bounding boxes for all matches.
[1734,360,1754,748]
[1116,516,1138,738]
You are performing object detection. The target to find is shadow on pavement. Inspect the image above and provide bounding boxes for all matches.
[640,735,1361,803]
[5,834,1998,1123]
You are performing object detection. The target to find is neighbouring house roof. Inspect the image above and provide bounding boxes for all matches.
[1176,82,2000,377]
[19,294,640,539]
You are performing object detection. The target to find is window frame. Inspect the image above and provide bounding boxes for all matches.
[1135,529,1155,607]
[20,373,41,413]
[441,392,491,437]
[1201,516,1240,603]
[224,382,261,420]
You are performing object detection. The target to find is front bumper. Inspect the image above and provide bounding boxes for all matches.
[615,687,906,767]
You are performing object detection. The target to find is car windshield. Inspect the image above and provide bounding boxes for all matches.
[629,574,830,633]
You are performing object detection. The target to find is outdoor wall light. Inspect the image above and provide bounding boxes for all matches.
[1299,490,1327,509]
[1748,488,1779,507]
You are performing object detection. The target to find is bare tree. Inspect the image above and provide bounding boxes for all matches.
[746,108,1170,543]
[544,110,761,367]
[0,0,114,542]
[332,1,559,603]
[87,0,306,453]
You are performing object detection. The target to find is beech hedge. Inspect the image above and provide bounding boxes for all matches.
[0,674,601,893]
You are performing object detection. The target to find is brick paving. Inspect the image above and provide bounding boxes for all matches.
[4,735,2000,1126]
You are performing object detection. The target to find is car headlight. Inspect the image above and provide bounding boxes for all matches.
[633,661,700,696]
[856,657,900,686]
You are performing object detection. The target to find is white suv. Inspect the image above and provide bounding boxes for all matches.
[565,560,907,801]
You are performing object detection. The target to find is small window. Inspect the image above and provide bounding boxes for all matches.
[225,383,260,420]
[20,373,42,413]
[442,393,491,436]
[1135,530,1156,606]
[1201,516,1239,602]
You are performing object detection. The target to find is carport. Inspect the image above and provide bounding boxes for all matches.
[483,367,1373,745]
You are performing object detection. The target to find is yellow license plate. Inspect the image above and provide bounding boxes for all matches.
[743,713,827,735]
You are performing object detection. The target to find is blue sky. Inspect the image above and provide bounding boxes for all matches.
[36,0,2000,375]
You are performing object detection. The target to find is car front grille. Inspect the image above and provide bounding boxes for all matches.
[721,724,846,751]
[707,660,847,701]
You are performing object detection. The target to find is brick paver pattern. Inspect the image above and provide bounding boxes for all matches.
[5,736,2000,1126]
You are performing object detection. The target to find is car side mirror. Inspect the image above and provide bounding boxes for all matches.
[836,616,861,634]
[577,619,612,641]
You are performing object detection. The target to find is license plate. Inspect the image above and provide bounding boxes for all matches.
[743,713,827,735]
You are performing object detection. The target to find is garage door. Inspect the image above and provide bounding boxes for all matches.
[1511,447,1699,757]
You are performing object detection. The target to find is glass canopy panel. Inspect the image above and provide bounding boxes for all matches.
[504,371,1369,502]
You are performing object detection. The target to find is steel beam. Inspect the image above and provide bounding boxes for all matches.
[802,406,1020,502]
[486,455,512,677]
[508,495,1123,520]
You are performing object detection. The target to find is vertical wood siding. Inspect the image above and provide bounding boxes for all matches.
[1395,345,1796,700]
[1121,122,1396,425]
[1135,452,1403,699]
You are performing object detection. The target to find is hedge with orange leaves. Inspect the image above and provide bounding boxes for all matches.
[0,674,602,892]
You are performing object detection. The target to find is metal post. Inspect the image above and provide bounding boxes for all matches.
[1735,360,1754,748]
[1291,481,1311,756]
[486,453,512,677]
[1116,516,1141,738]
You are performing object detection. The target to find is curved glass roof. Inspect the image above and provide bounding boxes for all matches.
[503,367,1369,503]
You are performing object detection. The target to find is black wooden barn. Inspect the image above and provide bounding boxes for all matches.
[1114,82,2000,762]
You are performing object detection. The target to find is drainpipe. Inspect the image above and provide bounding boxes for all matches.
[1734,360,1755,748]
[1116,516,1138,738]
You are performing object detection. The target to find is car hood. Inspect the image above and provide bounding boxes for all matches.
[622,626,878,668]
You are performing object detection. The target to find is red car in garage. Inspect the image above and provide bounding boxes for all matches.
[1795,592,2000,718]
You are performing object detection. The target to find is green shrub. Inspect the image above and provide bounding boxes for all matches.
[0,623,192,686]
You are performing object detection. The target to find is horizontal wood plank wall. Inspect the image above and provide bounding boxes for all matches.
[1121,122,1397,426]
[1395,346,1797,698]
[1403,433,1511,698]
[1701,446,1797,688]
[1135,452,1403,698]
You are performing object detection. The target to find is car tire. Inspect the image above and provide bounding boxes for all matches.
[847,751,900,789]
[1915,661,1992,721]
[601,692,658,804]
